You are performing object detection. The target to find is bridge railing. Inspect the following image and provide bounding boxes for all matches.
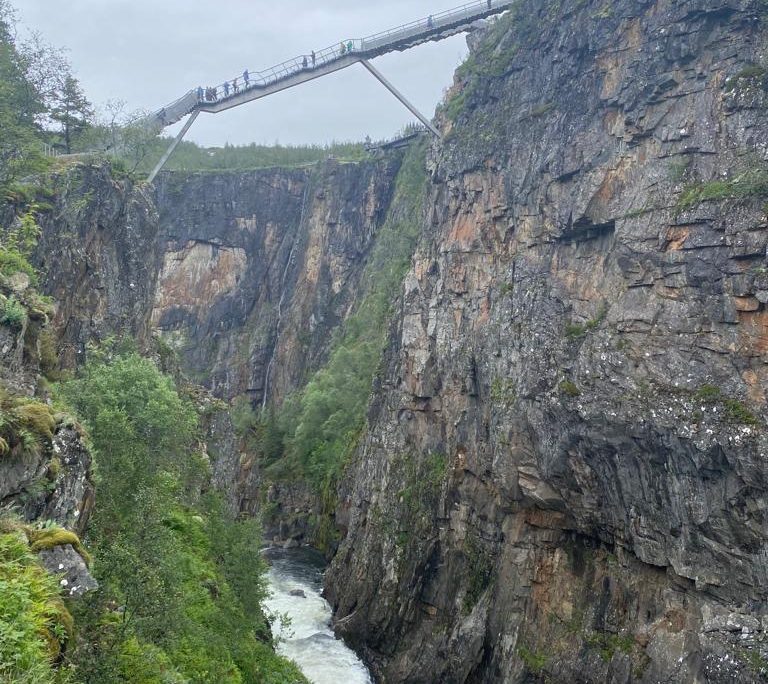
[151,0,512,125]
[362,0,507,51]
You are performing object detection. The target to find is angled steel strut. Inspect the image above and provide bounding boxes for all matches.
[144,0,513,180]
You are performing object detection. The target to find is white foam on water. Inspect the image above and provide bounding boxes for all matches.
[264,548,373,684]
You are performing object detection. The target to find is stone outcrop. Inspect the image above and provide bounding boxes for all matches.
[325,1,768,682]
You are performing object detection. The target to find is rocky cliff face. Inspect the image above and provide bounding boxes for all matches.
[151,157,402,407]
[326,1,768,682]
[34,163,161,368]
[16,155,408,523]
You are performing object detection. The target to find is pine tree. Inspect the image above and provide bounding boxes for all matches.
[50,74,93,154]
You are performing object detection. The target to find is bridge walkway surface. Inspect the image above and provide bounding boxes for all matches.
[147,0,514,133]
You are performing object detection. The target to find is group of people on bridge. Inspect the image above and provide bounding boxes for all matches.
[197,41,353,104]
[194,0,495,106]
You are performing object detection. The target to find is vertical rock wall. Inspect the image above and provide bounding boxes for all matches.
[326,1,768,682]
[151,156,403,406]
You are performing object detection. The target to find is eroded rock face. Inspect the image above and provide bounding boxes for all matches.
[326,1,768,682]
[34,163,161,368]
[152,157,402,406]
[1,422,95,538]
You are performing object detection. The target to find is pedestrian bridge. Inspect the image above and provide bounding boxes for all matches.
[146,0,514,181]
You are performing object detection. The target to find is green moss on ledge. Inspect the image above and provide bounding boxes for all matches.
[26,527,92,566]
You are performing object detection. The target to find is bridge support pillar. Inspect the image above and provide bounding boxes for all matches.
[148,110,200,184]
[360,60,441,139]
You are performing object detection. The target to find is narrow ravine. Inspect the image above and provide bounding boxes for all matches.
[263,548,373,684]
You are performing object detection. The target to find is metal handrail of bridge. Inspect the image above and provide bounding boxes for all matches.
[148,0,513,131]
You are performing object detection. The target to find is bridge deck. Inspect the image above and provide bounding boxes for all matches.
[148,0,514,131]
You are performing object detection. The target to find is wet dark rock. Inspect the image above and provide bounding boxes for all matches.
[152,156,403,407]
[33,163,161,368]
[325,1,768,682]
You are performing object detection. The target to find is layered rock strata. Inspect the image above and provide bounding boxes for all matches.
[326,1,768,682]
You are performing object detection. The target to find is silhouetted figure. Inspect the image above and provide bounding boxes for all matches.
[302,55,308,69]
[340,41,346,55]
[223,81,230,97]
[233,78,239,93]
[347,40,353,53]
[311,51,316,67]
[427,15,434,28]
[243,69,250,87]
[487,0,492,8]
[197,86,204,101]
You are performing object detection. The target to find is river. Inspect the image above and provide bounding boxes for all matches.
[264,547,373,684]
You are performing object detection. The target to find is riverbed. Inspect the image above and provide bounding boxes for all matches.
[263,547,373,684]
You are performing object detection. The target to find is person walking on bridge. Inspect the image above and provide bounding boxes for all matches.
[427,15,434,28]
[233,77,239,93]
[243,69,250,88]
[197,86,204,102]
[302,55,308,69]
[223,81,230,97]
[487,0,492,8]
[311,50,316,67]
[340,41,346,55]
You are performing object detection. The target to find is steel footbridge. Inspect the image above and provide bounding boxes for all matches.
[147,0,514,181]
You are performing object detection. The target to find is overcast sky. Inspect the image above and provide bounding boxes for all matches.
[16,0,470,147]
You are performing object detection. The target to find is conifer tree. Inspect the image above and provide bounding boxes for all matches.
[50,74,93,153]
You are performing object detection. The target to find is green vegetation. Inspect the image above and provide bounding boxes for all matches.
[739,647,768,675]
[462,534,494,613]
[393,451,448,554]
[441,9,523,121]
[585,631,634,662]
[0,525,74,684]
[566,305,608,339]
[694,384,758,425]
[26,527,91,565]
[529,102,556,118]
[0,205,43,286]
[0,293,25,327]
[677,168,768,211]
[517,644,548,674]
[0,387,60,458]
[724,65,767,91]
[0,0,94,189]
[559,380,581,398]
[490,377,516,408]
[668,157,691,183]
[233,143,427,548]
[135,139,367,174]
[57,349,307,683]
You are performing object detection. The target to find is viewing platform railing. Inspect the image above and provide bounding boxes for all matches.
[148,0,513,129]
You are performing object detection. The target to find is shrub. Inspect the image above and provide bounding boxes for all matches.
[0,295,26,328]
[38,329,60,378]
[13,402,57,442]
[59,350,308,683]
[518,644,548,674]
[0,531,71,683]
